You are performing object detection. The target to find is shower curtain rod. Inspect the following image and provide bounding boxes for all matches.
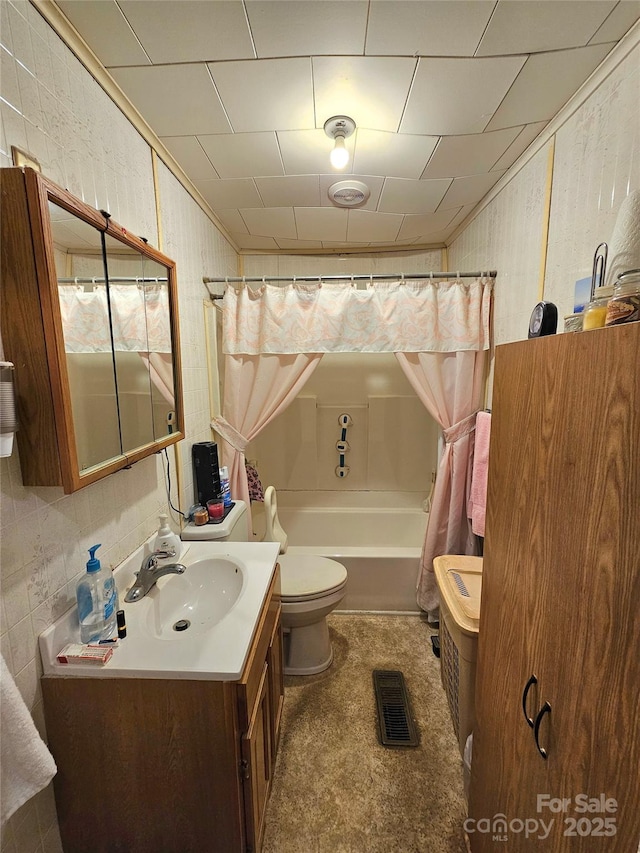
[204,271,495,285]
[57,276,168,284]
[204,270,496,298]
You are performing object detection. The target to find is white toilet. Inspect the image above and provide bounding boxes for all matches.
[263,486,348,676]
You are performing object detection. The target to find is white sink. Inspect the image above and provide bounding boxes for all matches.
[39,540,280,681]
[142,556,245,639]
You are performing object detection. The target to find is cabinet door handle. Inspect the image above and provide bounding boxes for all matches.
[522,674,538,728]
[533,701,551,759]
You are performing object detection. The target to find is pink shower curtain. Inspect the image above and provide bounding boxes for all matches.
[212,353,322,513]
[139,352,174,407]
[396,350,487,616]
[218,277,492,597]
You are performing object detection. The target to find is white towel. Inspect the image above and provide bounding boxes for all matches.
[606,190,640,286]
[1,655,57,826]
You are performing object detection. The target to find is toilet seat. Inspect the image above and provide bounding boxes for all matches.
[279,555,347,602]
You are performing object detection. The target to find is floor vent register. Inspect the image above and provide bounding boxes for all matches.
[372,669,419,748]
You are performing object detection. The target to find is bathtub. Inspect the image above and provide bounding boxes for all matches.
[257,496,428,613]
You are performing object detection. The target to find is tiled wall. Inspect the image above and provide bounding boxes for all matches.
[0,3,236,851]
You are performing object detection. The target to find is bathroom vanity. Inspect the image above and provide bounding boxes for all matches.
[40,542,283,853]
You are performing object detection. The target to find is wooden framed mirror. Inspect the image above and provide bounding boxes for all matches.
[0,167,184,493]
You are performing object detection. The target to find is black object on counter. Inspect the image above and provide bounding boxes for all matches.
[117,609,127,639]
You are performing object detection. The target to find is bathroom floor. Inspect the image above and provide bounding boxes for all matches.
[262,614,467,853]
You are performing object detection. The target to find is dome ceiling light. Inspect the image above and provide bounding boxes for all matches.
[324,116,356,170]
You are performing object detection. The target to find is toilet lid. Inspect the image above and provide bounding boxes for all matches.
[279,555,347,600]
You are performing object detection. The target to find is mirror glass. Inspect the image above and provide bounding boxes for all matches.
[102,233,175,454]
[49,200,178,475]
[49,201,123,472]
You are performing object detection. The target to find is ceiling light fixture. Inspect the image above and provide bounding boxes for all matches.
[328,180,370,208]
[324,116,356,171]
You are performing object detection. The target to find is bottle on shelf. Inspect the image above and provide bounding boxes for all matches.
[219,466,232,508]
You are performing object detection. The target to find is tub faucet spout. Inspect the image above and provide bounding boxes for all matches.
[124,549,186,603]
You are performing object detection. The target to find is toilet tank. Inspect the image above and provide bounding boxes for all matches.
[181,501,249,542]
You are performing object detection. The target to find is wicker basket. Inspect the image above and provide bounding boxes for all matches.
[433,556,483,756]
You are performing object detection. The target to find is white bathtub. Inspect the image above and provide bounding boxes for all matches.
[261,499,428,613]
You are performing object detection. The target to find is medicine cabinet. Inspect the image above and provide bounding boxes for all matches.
[0,167,184,493]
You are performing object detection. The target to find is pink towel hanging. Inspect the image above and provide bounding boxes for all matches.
[470,411,491,537]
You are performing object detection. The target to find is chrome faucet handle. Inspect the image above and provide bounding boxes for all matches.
[152,547,176,559]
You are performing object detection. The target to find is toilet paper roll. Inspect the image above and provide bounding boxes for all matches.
[606,190,640,286]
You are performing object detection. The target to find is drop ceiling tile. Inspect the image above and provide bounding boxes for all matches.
[118,0,254,63]
[396,210,461,241]
[57,0,150,67]
[485,43,614,131]
[401,56,527,136]
[353,130,439,180]
[438,172,505,210]
[232,234,279,250]
[491,122,548,172]
[365,1,495,57]
[245,1,368,58]
[295,208,348,242]
[589,2,640,43]
[320,175,384,211]
[198,132,283,179]
[255,176,321,208]
[422,127,522,179]
[214,210,249,234]
[476,1,615,56]
[347,210,403,243]
[240,208,297,240]
[111,65,231,136]
[378,178,452,215]
[278,129,354,176]
[313,57,416,133]
[160,136,218,180]
[208,59,314,133]
[275,238,324,250]
[194,178,262,210]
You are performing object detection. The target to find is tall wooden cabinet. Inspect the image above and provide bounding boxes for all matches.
[469,323,640,851]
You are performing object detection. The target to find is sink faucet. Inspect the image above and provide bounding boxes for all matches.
[124,549,186,603]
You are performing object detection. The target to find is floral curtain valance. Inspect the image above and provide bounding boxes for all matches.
[223,278,493,355]
[58,284,172,353]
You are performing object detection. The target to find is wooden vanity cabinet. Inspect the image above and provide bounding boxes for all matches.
[42,565,284,853]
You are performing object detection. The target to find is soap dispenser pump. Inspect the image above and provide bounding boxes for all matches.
[153,514,182,559]
[76,544,117,643]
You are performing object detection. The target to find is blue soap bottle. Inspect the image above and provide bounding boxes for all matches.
[76,544,117,643]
